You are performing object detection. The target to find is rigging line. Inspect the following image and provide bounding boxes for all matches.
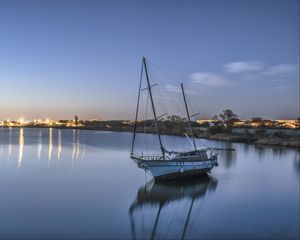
[150,61,190,118]
[131,61,144,155]
[149,68,172,115]
[156,86,168,116]
[135,85,143,153]
[148,60,181,85]
[174,134,180,152]
[147,70,174,152]
[147,65,168,115]
[144,91,150,154]
[140,88,146,143]
[155,77,184,115]
[159,87,168,115]
[185,90,198,123]
[143,57,165,157]
[144,91,150,133]
[182,83,197,151]
[148,62,185,116]
[184,94,211,149]
[198,139,210,149]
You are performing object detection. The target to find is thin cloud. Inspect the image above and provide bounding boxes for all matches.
[271,85,290,92]
[223,61,263,73]
[262,64,298,77]
[165,84,181,93]
[190,72,231,87]
[164,84,195,95]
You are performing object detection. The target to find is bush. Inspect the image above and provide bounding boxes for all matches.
[255,128,266,137]
[272,131,286,138]
[207,126,225,135]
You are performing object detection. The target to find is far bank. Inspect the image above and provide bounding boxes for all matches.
[1,125,299,149]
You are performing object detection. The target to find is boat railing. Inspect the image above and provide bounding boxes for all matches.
[173,155,209,161]
[132,153,217,161]
[133,154,170,161]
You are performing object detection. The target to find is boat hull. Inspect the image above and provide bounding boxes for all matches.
[131,157,218,181]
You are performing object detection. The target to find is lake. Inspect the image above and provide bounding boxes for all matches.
[0,128,299,239]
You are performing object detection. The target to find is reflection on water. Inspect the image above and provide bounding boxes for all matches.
[256,145,267,159]
[71,129,80,170]
[58,129,62,160]
[0,128,298,239]
[37,130,42,160]
[17,128,24,170]
[48,128,53,163]
[72,130,80,160]
[294,150,300,174]
[0,128,85,171]
[129,176,217,240]
[8,127,12,160]
[219,142,237,168]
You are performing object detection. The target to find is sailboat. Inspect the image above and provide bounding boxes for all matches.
[131,57,219,181]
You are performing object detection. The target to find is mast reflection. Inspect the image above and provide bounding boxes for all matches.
[17,128,24,170]
[129,176,217,240]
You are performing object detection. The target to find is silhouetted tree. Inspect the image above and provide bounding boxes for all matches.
[252,117,263,123]
[211,115,223,126]
[166,115,184,123]
[219,109,239,133]
[212,115,219,121]
[75,115,79,125]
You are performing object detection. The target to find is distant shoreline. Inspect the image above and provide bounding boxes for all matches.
[1,125,299,149]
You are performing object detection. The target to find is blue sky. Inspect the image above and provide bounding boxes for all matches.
[0,0,299,120]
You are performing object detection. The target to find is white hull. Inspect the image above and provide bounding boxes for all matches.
[132,157,218,180]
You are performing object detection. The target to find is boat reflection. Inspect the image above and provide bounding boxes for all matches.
[129,175,217,240]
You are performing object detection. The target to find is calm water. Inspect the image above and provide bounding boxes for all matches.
[0,128,299,239]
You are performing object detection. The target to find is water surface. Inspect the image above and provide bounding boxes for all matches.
[0,128,299,239]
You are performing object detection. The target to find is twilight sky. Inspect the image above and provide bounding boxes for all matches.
[0,0,299,120]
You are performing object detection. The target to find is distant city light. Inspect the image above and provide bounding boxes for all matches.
[0,118,298,129]
[18,118,25,124]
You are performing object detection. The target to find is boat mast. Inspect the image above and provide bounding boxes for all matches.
[181,83,197,151]
[131,61,144,155]
[143,57,165,157]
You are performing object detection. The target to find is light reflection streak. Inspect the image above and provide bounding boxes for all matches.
[17,128,24,170]
[8,127,12,160]
[0,128,3,158]
[56,129,62,170]
[48,128,53,166]
[72,130,80,170]
[58,129,62,160]
[81,144,86,160]
[37,130,42,160]
[76,133,80,159]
